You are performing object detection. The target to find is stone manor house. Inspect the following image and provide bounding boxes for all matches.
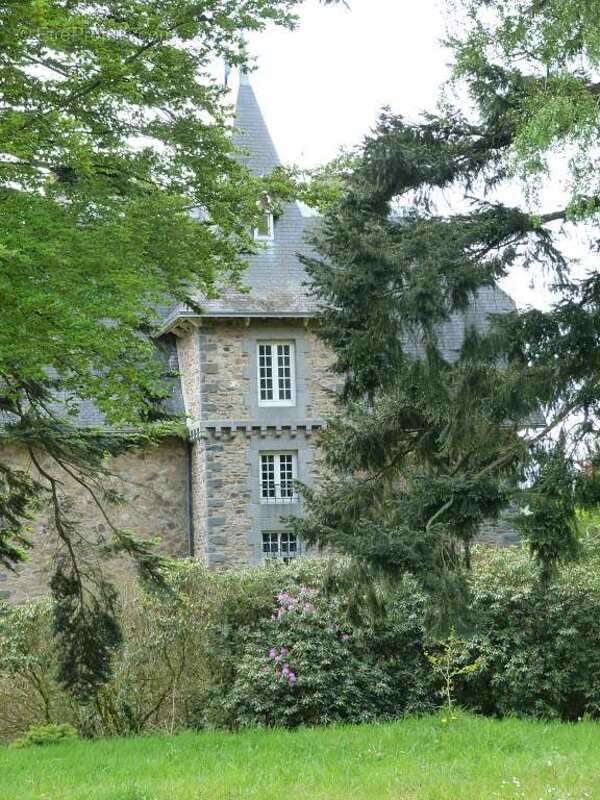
[2,73,517,602]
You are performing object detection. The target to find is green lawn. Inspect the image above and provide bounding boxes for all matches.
[2,713,600,800]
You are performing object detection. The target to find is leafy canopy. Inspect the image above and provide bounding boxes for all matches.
[0,0,336,696]
[450,0,600,210]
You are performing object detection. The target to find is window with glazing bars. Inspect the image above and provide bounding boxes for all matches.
[260,452,297,503]
[254,212,274,241]
[257,342,295,406]
[262,531,300,560]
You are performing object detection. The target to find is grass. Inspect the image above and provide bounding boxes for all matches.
[2,713,600,800]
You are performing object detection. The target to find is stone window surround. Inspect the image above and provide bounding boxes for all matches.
[262,530,301,561]
[246,432,315,563]
[254,211,274,241]
[243,323,311,423]
[257,340,296,407]
[259,450,298,504]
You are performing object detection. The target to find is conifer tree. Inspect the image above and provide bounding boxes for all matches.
[293,0,600,607]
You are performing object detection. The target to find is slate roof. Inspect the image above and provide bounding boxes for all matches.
[232,71,281,177]
[159,73,318,328]
[160,73,518,341]
[0,336,185,430]
[404,284,516,362]
[439,285,516,359]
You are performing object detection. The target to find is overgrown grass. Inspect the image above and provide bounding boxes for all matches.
[2,713,600,800]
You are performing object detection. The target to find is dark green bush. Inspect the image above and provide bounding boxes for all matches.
[223,585,395,728]
[359,585,435,716]
[198,562,434,728]
[4,539,600,739]
[457,538,600,720]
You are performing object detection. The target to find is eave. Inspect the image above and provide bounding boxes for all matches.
[158,310,318,338]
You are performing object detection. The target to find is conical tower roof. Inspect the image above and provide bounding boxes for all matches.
[158,72,520,347]
[164,71,318,321]
[233,72,281,176]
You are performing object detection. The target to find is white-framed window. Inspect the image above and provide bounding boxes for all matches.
[262,531,301,561]
[257,341,295,406]
[260,452,298,504]
[254,212,274,241]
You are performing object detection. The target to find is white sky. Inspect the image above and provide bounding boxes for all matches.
[244,0,449,168]
[236,0,593,311]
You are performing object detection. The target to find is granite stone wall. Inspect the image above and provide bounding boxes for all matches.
[176,329,202,425]
[175,319,340,427]
[1,438,190,603]
[477,507,521,547]
[190,439,208,561]
[176,320,338,569]
[203,433,253,569]
[199,323,249,420]
[304,328,340,418]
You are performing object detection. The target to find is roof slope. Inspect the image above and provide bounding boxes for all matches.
[160,73,518,332]
[161,73,318,326]
[232,72,280,177]
[403,284,516,361]
[0,338,185,430]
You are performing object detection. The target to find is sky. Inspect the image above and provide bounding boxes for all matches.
[243,0,449,169]
[234,0,586,311]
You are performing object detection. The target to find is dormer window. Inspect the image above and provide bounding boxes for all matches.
[255,211,274,241]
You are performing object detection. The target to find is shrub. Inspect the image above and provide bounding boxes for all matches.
[457,537,600,720]
[10,722,78,748]
[223,585,395,728]
[194,558,342,728]
[359,579,436,716]
[0,600,75,742]
[79,561,220,737]
[5,542,600,739]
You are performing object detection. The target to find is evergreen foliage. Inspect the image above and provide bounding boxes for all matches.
[5,547,600,738]
[291,1,600,606]
[10,723,78,749]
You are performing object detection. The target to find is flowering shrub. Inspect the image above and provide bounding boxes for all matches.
[224,585,395,728]
[6,543,600,741]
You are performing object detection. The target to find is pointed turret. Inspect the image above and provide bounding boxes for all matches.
[158,68,318,332]
[233,71,281,176]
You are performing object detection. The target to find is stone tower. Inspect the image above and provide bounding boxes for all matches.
[160,73,338,568]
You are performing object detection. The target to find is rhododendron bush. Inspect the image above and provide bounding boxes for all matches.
[223,585,396,728]
[4,539,600,741]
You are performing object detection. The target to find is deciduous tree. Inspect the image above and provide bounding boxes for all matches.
[0,0,333,695]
